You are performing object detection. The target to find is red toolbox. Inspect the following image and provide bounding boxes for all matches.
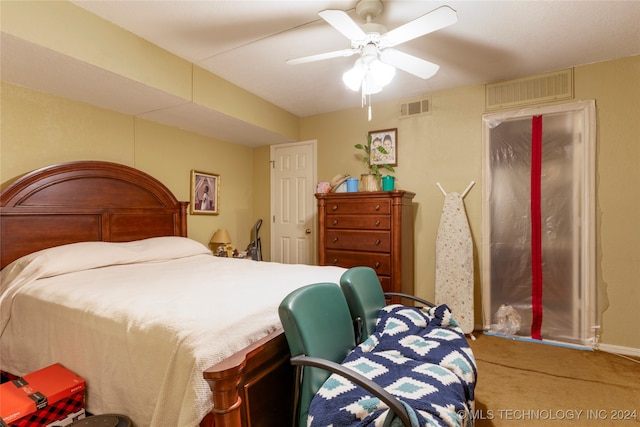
[0,363,85,426]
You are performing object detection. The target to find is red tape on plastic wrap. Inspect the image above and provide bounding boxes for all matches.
[530,115,543,340]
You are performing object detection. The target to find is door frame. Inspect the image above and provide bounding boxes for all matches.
[269,140,318,264]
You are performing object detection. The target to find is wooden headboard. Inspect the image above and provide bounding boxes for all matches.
[0,161,188,269]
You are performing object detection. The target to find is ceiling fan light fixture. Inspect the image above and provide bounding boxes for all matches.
[343,60,365,91]
[370,59,395,87]
[363,71,383,95]
[343,55,395,95]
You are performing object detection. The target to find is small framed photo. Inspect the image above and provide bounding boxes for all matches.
[368,128,398,166]
[190,170,219,215]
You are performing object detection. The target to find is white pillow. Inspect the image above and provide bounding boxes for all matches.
[1,236,211,291]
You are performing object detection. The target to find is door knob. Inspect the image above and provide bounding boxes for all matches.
[305,228,311,234]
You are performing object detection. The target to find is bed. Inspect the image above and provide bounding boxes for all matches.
[0,161,345,427]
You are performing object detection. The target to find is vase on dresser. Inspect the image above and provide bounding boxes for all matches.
[315,190,415,300]
[360,174,381,191]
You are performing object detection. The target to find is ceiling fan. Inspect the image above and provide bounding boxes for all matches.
[287,0,457,98]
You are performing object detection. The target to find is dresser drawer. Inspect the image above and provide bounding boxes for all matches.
[378,275,392,294]
[326,199,390,215]
[324,250,391,275]
[326,215,390,230]
[325,230,390,252]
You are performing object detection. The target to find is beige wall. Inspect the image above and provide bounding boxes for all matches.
[574,56,640,349]
[1,82,256,250]
[302,55,640,351]
[1,27,638,350]
[1,82,135,181]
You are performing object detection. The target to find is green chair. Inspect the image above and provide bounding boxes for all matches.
[339,266,434,343]
[278,282,412,427]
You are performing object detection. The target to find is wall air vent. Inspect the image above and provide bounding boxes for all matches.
[486,68,574,110]
[399,96,431,119]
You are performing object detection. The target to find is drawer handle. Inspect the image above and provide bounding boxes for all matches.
[332,258,339,265]
[375,239,381,246]
[332,237,339,243]
[374,262,380,268]
[375,220,380,226]
[375,204,380,211]
[332,205,339,211]
[332,219,338,225]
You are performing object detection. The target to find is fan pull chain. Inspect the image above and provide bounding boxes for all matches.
[361,90,373,121]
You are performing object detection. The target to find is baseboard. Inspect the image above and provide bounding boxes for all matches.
[483,331,595,350]
[476,325,640,357]
[597,343,640,358]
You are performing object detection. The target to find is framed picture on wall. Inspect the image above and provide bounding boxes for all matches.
[368,128,398,166]
[190,170,219,215]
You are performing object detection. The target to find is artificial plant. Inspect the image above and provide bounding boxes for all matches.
[354,134,395,180]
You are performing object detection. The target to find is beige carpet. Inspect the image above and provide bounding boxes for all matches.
[468,333,640,426]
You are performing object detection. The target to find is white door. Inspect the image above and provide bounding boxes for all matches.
[270,140,317,264]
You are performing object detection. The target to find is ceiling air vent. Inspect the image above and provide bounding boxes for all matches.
[399,96,431,119]
[486,68,573,110]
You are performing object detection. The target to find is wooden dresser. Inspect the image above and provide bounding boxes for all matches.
[316,190,416,296]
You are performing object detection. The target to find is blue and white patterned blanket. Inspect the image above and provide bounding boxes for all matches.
[307,304,476,427]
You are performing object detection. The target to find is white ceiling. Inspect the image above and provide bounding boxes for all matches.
[3,1,640,146]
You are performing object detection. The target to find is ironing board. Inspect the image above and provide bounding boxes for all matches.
[435,183,474,334]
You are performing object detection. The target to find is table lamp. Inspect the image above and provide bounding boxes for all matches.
[210,229,233,256]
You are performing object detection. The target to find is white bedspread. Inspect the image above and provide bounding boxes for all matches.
[0,237,346,427]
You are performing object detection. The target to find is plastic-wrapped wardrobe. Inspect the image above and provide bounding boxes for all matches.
[481,100,598,347]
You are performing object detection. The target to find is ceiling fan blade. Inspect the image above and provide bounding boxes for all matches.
[380,48,439,79]
[286,48,358,65]
[382,6,457,47]
[318,9,366,41]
